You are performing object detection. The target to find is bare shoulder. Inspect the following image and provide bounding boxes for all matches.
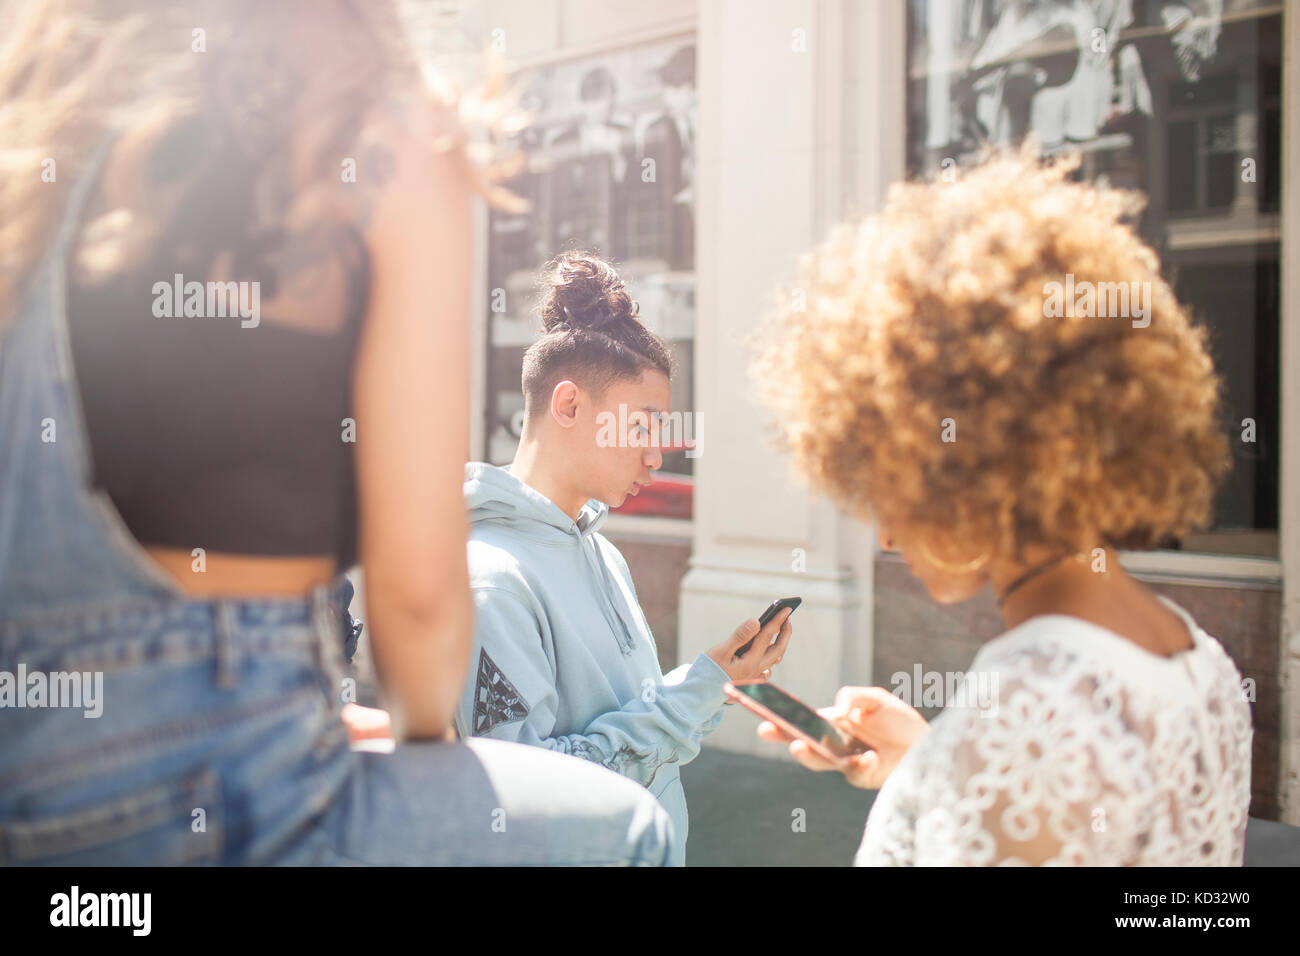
[342,94,474,240]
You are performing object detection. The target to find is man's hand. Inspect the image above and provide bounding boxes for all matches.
[756,686,930,790]
[707,607,793,683]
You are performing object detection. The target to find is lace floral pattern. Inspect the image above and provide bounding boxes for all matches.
[856,603,1253,866]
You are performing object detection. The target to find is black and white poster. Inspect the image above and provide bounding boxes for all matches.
[484,38,698,508]
[906,0,1282,544]
[906,0,1261,165]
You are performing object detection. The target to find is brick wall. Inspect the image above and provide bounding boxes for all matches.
[872,553,1282,821]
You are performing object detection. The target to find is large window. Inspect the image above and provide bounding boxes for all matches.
[483,38,697,519]
[907,0,1284,557]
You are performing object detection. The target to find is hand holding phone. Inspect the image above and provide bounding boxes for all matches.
[735,597,801,657]
[725,680,870,767]
[707,597,797,683]
[752,685,931,789]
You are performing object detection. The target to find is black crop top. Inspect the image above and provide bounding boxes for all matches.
[65,114,369,567]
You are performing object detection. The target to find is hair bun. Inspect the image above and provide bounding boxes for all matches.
[539,252,637,334]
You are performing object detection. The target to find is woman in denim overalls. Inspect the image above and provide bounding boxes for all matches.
[0,0,672,865]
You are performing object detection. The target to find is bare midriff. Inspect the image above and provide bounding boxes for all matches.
[144,547,338,598]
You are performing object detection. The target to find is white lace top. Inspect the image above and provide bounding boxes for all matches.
[855,598,1253,866]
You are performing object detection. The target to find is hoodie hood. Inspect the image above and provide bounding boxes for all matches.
[465,461,609,536]
[464,462,637,654]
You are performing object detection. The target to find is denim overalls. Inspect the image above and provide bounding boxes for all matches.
[0,139,672,865]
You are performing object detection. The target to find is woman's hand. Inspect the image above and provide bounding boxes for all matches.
[341,703,394,744]
[756,686,930,789]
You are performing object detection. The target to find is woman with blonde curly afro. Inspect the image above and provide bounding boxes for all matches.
[749,141,1253,866]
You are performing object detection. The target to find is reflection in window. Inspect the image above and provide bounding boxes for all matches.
[907,0,1283,557]
[483,40,698,520]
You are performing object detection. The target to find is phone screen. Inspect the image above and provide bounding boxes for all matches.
[730,682,867,757]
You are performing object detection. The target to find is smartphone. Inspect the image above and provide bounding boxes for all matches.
[724,680,870,765]
[735,596,801,657]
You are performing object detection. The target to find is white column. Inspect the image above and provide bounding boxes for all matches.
[680,0,905,754]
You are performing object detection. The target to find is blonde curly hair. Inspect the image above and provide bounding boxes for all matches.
[751,141,1230,562]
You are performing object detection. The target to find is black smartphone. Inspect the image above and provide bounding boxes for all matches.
[735,596,801,657]
[725,680,870,761]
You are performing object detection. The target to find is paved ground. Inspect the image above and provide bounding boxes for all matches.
[681,745,1300,867]
[681,746,876,866]
[1244,817,1300,866]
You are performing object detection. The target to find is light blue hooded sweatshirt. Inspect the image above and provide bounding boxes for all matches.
[456,462,730,865]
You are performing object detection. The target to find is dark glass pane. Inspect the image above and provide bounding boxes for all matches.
[1167,120,1198,213]
[1170,72,1236,109]
[1262,106,1280,212]
[1205,115,1237,209]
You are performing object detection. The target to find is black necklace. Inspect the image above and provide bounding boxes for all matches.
[996,553,1074,608]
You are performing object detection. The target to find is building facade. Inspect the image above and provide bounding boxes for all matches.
[458,0,1299,824]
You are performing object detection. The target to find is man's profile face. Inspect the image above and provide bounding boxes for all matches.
[574,370,671,508]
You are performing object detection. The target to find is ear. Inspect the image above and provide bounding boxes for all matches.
[550,380,581,428]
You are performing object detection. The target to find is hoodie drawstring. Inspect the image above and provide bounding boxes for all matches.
[575,525,637,656]
[465,463,639,657]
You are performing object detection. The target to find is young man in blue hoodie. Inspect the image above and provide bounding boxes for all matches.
[456,254,793,865]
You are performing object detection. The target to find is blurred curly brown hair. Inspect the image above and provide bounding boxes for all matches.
[0,0,525,328]
[750,141,1230,562]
